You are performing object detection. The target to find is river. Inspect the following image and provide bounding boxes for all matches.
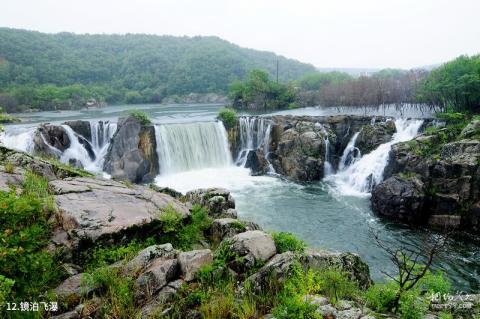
[2,103,479,291]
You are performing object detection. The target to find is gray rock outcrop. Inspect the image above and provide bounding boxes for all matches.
[103,116,158,183]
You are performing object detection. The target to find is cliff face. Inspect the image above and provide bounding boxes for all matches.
[372,120,480,231]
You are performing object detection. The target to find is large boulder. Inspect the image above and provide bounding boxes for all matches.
[356,120,396,154]
[104,116,159,183]
[33,124,70,157]
[248,248,372,292]
[32,123,96,165]
[247,252,297,291]
[135,258,179,303]
[178,249,213,281]
[371,175,426,223]
[50,177,190,253]
[244,149,269,176]
[53,273,94,305]
[223,230,277,272]
[269,122,326,182]
[461,119,480,139]
[185,188,235,217]
[124,244,177,275]
[210,218,261,243]
[302,248,372,289]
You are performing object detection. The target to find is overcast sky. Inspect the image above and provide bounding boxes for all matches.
[2,0,479,69]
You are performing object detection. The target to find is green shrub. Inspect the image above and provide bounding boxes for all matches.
[272,232,307,253]
[0,112,20,124]
[365,281,398,312]
[438,312,453,319]
[84,267,136,319]
[420,271,451,295]
[217,107,237,129]
[273,295,322,319]
[159,205,183,233]
[317,267,359,303]
[273,262,323,319]
[435,112,467,122]
[0,172,62,305]
[159,204,212,250]
[128,109,151,125]
[0,275,15,305]
[177,205,212,250]
[398,290,429,319]
[85,238,156,271]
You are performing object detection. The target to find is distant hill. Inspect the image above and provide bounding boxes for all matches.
[0,28,316,110]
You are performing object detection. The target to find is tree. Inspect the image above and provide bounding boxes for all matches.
[229,69,296,110]
[371,228,453,312]
[417,55,480,113]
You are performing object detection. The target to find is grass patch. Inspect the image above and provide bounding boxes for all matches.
[83,267,136,319]
[84,238,156,271]
[272,232,307,253]
[128,109,151,125]
[0,171,62,317]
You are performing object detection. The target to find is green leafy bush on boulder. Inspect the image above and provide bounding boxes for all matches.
[272,232,307,253]
[128,109,151,125]
[217,107,237,129]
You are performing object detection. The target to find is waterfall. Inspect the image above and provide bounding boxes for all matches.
[155,121,232,175]
[315,122,333,176]
[328,118,423,196]
[89,121,117,169]
[236,117,273,168]
[338,132,361,171]
[0,128,35,153]
[90,121,117,153]
[60,125,97,169]
[323,136,333,176]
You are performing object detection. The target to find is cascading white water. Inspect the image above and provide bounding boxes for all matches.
[60,125,99,171]
[90,121,117,153]
[236,117,272,166]
[0,128,36,153]
[88,121,117,170]
[338,132,361,171]
[328,118,423,196]
[155,121,232,175]
[315,122,333,176]
[323,136,333,176]
[0,121,116,174]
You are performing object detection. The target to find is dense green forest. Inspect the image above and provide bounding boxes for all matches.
[0,28,316,112]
